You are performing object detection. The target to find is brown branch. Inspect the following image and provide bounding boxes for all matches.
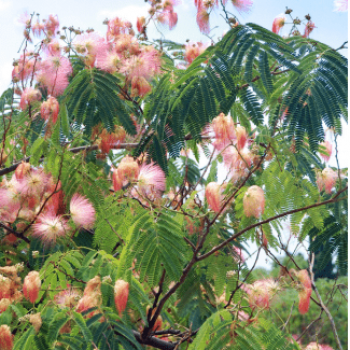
[198,186,348,261]
[239,69,290,90]
[224,247,261,309]
[296,312,323,342]
[50,261,86,284]
[0,135,212,177]
[0,222,30,244]
[309,252,344,350]
[210,145,270,224]
[132,330,176,350]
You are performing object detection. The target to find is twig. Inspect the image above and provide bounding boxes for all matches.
[309,252,344,350]
[281,301,295,332]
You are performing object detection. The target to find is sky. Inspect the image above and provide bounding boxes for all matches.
[0,0,348,269]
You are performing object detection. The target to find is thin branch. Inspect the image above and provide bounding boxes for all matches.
[132,330,176,350]
[0,136,211,177]
[309,252,344,350]
[0,222,30,243]
[296,312,323,342]
[224,247,261,309]
[281,301,295,332]
[198,186,347,261]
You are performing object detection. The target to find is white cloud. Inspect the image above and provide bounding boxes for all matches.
[98,5,149,26]
[0,0,10,12]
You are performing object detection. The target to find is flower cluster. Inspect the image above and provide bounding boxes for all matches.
[316,168,338,194]
[113,155,166,203]
[72,18,163,97]
[147,0,180,30]
[245,278,279,310]
[0,266,41,316]
[0,163,96,247]
[290,269,312,315]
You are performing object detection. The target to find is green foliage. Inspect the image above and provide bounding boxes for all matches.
[265,276,348,350]
[63,69,137,136]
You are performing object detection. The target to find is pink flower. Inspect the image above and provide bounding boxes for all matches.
[131,76,152,97]
[37,55,72,97]
[0,325,13,350]
[303,21,316,38]
[95,45,121,73]
[0,298,11,313]
[75,295,98,315]
[32,20,45,37]
[293,269,312,315]
[319,141,332,162]
[205,182,226,213]
[196,7,210,34]
[334,0,348,12]
[16,168,48,200]
[70,194,96,229]
[233,246,245,263]
[19,88,42,110]
[272,14,286,34]
[316,168,337,194]
[44,14,59,37]
[54,285,82,308]
[40,97,60,124]
[117,156,140,185]
[115,34,139,54]
[184,42,207,64]
[97,127,126,153]
[243,185,265,218]
[32,213,68,246]
[74,33,106,68]
[44,39,61,56]
[76,276,101,318]
[235,126,248,150]
[12,58,33,83]
[23,271,41,303]
[107,17,133,41]
[114,279,129,316]
[137,162,166,199]
[211,113,236,151]
[157,9,178,30]
[298,287,312,314]
[136,17,146,33]
[14,162,31,180]
[84,276,102,297]
[231,0,253,14]
[305,343,334,350]
[223,147,251,182]
[121,48,162,81]
[246,279,279,310]
[112,169,123,192]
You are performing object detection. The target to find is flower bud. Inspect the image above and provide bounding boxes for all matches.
[23,271,41,303]
[0,325,13,350]
[29,313,42,333]
[114,279,129,316]
[243,186,265,219]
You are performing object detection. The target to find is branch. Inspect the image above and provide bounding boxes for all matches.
[0,222,30,243]
[239,69,290,90]
[132,330,176,350]
[309,252,344,350]
[0,135,211,177]
[224,247,261,309]
[198,186,348,261]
